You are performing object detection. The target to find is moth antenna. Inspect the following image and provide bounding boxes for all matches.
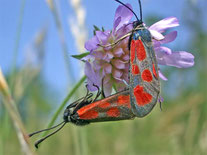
[114,0,140,22]
[138,0,143,22]
[34,122,66,149]
[28,121,65,137]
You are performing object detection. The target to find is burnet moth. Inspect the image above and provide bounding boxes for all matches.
[29,0,161,148]
[125,0,161,117]
[29,87,134,148]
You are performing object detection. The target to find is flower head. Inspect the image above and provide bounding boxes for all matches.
[84,4,194,96]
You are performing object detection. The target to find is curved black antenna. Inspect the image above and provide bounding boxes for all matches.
[138,0,143,22]
[114,0,140,22]
[28,121,65,137]
[34,122,66,148]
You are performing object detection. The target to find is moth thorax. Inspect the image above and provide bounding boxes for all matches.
[133,21,143,28]
[63,108,72,122]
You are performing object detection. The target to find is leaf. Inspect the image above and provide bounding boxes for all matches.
[93,25,100,31]
[71,52,90,60]
[93,25,100,35]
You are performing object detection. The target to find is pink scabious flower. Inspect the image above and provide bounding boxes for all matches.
[83,4,194,96]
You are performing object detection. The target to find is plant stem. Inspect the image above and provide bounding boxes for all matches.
[46,0,75,82]
[9,0,26,92]
[0,68,35,155]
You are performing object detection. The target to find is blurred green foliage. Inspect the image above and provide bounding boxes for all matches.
[1,1,207,155]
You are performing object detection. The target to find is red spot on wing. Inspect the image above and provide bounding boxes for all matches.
[106,107,120,117]
[118,95,130,104]
[153,64,158,78]
[133,85,152,106]
[130,40,136,63]
[117,95,130,107]
[77,102,99,114]
[142,69,153,82]
[132,64,140,75]
[78,110,98,120]
[136,40,146,61]
[98,102,110,108]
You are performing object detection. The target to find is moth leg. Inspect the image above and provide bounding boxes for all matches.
[159,100,162,111]
[66,85,92,109]
[92,84,101,102]
[158,96,163,111]
[101,78,106,98]
[98,33,131,48]
[72,85,93,114]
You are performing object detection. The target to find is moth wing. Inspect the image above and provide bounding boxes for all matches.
[129,29,160,117]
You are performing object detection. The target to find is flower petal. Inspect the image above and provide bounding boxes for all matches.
[112,69,123,80]
[113,17,121,33]
[155,46,172,55]
[113,3,133,32]
[114,48,124,57]
[85,36,99,51]
[153,40,161,48]
[122,54,129,61]
[91,50,104,59]
[112,59,125,69]
[81,54,94,61]
[159,70,168,81]
[102,75,113,96]
[103,51,114,61]
[156,50,195,68]
[103,63,112,74]
[86,78,98,91]
[149,17,179,33]
[96,30,110,45]
[84,62,101,91]
[115,24,132,39]
[160,31,177,44]
[93,60,102,70]
[150,29,165,40]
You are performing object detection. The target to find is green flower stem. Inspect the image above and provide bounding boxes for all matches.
[41,76,86,138]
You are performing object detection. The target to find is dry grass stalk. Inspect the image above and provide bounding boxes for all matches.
[69,0,87,53]
[0,67,35,155]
